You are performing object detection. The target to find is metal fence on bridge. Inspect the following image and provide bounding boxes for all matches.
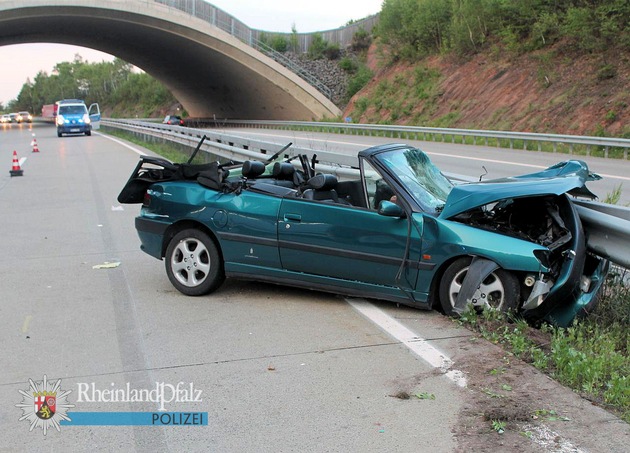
[153,0,378,100]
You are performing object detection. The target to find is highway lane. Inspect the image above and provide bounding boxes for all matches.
[1,123,627,452]
[210,127,630,205]
[0,123,468,451]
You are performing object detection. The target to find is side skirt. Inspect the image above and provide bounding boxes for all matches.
[225,263,431,310]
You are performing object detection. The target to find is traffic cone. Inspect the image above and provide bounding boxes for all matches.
[10,150,23,177]
[31,138,40,153]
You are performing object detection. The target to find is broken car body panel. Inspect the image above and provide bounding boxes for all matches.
[439,160,600,220]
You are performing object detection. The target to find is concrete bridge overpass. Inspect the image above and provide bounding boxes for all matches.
[0,0,341,120]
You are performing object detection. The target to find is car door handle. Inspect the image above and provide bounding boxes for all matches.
[284,213,301,222]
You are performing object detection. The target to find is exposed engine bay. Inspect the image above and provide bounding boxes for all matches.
[453,194,576,276]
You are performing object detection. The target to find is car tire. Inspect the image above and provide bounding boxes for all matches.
[439,257,520,317]
[86,131,91,136]
[165,229,225,296]
[57,131,62,137]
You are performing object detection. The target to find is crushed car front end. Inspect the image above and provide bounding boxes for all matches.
[439,161,609,327]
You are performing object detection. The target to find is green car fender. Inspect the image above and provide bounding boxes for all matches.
[422,216,548,274]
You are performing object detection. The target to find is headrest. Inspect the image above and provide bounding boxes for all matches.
[306,174,337,191]
[272,162,295,179]
[241,160,265,178]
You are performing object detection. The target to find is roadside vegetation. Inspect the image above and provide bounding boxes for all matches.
[459,272,629,424]
[346,0,630,137]
[378,0,629,59]
[3,56,177,118]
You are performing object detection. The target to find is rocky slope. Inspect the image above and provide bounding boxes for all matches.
[344,42,629,137]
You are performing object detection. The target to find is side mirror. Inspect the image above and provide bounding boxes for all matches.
[378,200,406,218]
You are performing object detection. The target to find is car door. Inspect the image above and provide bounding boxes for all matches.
[277,198,422,292]
[89,103,101,130]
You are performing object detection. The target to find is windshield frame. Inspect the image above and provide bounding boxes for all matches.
[364,146,454,215]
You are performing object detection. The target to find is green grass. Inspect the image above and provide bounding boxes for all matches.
[459,273,630,423]
[103,127,191,162]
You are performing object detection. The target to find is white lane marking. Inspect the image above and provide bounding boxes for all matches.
[234,130,630,181]
[22,315,32,333]
[348,299,587,451]
[521,424,586,453]
[96,132,147,156]
[346,298,467,387]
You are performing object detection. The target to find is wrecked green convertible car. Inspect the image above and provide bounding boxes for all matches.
[119,143,609,327]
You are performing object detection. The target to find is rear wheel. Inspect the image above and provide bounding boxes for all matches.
[165,229,225,296]
[439,257,520,317]
[86,130,91,136]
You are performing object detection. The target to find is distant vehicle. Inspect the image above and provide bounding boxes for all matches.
[56,99,92,137]
[9,113,18,122]
[16,111,32,123]
[163,115,184,126]
[1,114,11,123]
[42,103,58,122]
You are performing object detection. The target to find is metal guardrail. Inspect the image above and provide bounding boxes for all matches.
[445,170,630,269]
[102,119,359,177]
[219,120,630,159]
[102,119,630,267]
[574,200,630,269]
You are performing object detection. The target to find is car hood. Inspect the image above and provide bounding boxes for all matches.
[439,160,601,219]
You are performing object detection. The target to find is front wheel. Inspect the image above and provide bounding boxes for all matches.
[439,257,520,317]
[165,229,225,296]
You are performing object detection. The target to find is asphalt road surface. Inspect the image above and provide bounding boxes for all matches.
[0,122,627,452]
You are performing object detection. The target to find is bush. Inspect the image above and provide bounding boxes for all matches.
[339,57,359,73]
[597,64,617,80]
[351,28,372,52]
[562,7,598,51]
[346,65,373,101]
[308,33,328,59]
[324,43,341,60]
[270,35,288,53]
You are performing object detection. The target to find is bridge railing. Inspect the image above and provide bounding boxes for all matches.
[102,118,630,268]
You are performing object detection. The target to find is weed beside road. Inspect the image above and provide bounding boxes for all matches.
[459,271,629,423]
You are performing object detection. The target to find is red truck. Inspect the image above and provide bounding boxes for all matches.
[41,103,58,122]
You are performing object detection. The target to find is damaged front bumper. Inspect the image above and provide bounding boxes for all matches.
[541,256,610,327]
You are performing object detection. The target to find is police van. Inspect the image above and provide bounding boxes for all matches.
[56,99,100,137]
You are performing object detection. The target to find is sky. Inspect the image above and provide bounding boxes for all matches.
[0,0,383,106]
